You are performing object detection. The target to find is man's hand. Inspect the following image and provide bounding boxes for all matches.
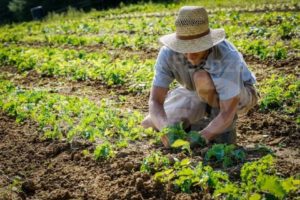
[160,123,186,148]
[187,131,208,147]
[160,124,211,148]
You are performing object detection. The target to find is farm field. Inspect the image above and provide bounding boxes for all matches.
[0,0,299,199]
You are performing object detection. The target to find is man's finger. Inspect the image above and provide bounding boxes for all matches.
[161,135,170,148]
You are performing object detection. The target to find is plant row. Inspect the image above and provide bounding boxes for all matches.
[258,74,300,122]
[0,45,154,92]
[141,152,300,199]
[102,3,300,20]
[1,35,297,61]
[68,1,300,21]
[0,11,299,60]
[0,79,156,159]
[1,44,299,117]
[2,11,298,39]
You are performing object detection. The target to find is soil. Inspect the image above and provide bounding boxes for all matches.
[0,46,299,199]
[1,106,299,200]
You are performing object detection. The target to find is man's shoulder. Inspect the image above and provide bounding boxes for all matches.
[159,45,178,57]
[212,39,241,61]
[157,46,184,65]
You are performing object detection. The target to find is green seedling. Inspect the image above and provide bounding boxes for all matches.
[152,154,300,197]
[140,151,170,174]
[161,124,206,151]
[154,158,230,194]
[214,155,300,199]
[205,144,246,168]
[93,142,115,160]
[253,144,274,155]
[82,149,90,157]
[171,139,192,155]
[259,74,299,116]
[161,123,186,145]
[187,131,207,147]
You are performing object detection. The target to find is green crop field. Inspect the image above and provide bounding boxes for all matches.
[0,0,299,199]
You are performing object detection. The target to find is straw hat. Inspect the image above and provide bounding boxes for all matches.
[159,6,225,53]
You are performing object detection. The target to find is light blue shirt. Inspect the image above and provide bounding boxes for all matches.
[152,39,256,100]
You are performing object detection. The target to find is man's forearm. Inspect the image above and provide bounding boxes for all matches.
[149,101,168,131]
[201,111,235,141]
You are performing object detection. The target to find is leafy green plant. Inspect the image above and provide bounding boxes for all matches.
[259,74,299,114]
[252,144,274,155]
[187,131,207,147]
[140,151,170,173]
[8,176,23,192]
[171,139,192,155]
[205,144,246,168]
[161,123,206,150]
[152,155,300,197]
[0,45,154,93]
[93,142,115,160]
[161,123,187,145]
[279,22,294,40]
[214,155,300,199]
[154,158,230,194]
[247,26,269,37]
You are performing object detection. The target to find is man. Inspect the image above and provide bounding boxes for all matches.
[141,6,258,147]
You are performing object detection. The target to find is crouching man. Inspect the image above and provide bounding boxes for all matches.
[141,6,258,147]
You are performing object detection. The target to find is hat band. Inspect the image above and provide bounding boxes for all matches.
[176,29,210,40]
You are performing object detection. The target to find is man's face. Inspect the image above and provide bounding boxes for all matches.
[184,50,209,66]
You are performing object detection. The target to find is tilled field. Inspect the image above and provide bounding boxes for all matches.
[0,56,299,199]
[0,2,300,200]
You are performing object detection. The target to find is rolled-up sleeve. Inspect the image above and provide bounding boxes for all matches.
[152,47,174,88]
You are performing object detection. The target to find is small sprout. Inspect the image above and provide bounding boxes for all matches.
[140,151,170,173]
[82,149,89,156]
[93,142,115,160]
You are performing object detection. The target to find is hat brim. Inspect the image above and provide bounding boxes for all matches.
[159,28,225,53]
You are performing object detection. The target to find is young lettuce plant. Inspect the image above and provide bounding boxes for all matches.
[205,144,246,168]
[93,142,115,160]
[154,158,230,194]
[161,123,206,153]
[140,151,170,174]
[214,155,300,199]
